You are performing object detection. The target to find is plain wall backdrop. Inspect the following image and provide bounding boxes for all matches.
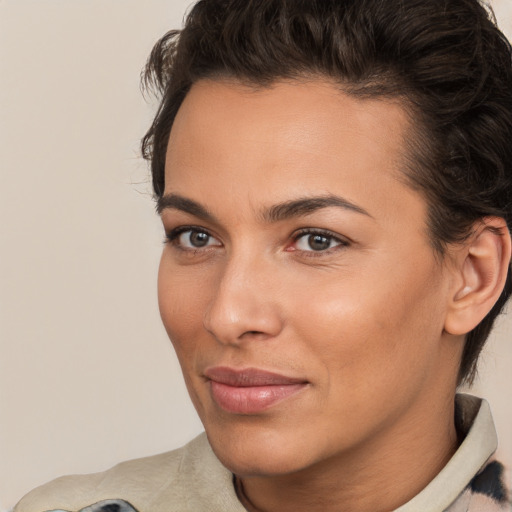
[1,0,511,509]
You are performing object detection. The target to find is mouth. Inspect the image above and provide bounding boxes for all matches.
[204,367,309,414]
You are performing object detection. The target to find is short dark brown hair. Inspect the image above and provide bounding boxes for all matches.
[141,0,512,384]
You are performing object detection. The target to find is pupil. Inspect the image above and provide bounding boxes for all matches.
[309,234,330,251]
[190,231,209,247]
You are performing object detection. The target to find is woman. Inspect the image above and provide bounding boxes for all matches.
[15,0,512,510]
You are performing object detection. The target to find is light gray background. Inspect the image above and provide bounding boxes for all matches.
[1,1,511,509]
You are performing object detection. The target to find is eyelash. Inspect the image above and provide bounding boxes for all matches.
[164,225,218,253]
[290,228,350,257]
[164,226,349,257]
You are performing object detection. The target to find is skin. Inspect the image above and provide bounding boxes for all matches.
[158,79,467,512]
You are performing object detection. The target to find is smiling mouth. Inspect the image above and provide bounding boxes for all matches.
[204,367,309,414]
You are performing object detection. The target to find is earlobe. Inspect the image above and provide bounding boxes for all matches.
[444,217,511,336]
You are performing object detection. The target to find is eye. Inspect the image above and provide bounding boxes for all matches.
[292,230,348,253]
[167,227,222,250]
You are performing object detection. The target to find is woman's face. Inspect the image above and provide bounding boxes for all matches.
[158,79,459,476]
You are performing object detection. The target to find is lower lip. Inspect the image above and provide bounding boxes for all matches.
[209,381,307,414]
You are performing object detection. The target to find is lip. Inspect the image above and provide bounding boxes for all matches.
[204,367,308,414]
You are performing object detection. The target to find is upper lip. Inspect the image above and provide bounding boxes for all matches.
[204,366,308,387]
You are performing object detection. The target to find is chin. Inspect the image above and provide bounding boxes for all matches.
[210,443,309,478]
[203,419,320,477]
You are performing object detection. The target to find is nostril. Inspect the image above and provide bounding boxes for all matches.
[238,330,272,342]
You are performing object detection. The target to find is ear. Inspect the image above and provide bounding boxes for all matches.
[444,217,511,336]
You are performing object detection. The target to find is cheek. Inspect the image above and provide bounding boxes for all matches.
[157,254,217,416]
[157,254,211,357]
[290,261,447,393]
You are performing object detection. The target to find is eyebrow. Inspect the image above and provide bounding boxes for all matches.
[262,195,372,222]
[157,194,216,220]
[157,193,371,222]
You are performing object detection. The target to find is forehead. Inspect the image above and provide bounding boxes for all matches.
[167,78,411,166]
[164,78,425,227]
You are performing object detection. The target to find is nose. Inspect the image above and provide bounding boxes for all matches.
[203,254,284,345]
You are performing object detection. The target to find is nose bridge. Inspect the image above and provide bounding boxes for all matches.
[203,248,282,344]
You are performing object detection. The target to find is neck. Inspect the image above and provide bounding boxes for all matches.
[236,393,459,512]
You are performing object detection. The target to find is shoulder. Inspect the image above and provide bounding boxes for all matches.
[14,433,219,512]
